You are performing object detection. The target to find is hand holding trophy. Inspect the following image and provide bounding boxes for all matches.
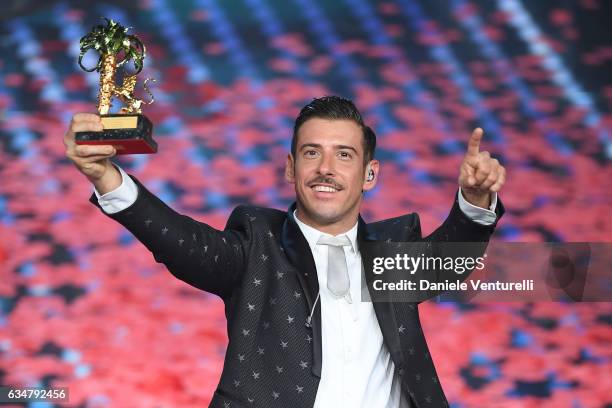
[75,18,157,154]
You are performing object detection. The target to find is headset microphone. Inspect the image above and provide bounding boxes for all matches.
[305,292,321,328]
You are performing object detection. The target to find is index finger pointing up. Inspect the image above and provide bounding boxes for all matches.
[467,127,484,157]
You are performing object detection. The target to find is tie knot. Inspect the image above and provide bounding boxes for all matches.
[317,234,351,248]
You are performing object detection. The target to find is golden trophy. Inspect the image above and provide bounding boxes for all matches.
[75,18,157,154]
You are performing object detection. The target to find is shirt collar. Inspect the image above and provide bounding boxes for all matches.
[293,209,358,253]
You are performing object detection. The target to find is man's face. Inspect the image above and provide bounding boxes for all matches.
[285,118,378,234]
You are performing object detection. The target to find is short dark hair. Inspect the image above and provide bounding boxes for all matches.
[291,96,376,164]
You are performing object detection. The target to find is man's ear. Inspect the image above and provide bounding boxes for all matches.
[285,154,295,184]
[362,160,379,192]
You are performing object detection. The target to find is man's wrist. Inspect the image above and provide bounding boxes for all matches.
[457,188,498,226]
[461,189,491,209]
[90,164,122,195]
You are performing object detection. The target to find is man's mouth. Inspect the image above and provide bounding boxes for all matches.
[311,184,340,193]
[308,177,343,194]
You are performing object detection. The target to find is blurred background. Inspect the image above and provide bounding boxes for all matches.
[1,0,611,406]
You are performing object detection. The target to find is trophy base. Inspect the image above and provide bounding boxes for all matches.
[75,114,157,154]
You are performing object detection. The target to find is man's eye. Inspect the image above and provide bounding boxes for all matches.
[305,150,318,157]
[338,151,351,159]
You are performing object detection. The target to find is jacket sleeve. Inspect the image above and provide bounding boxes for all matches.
[89,174,251,299]
[415,190,505,301]
[421,189,505,242]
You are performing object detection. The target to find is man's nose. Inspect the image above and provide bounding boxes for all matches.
[317,152,335,175]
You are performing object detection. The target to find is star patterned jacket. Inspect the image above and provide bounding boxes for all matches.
[90,175,504,408]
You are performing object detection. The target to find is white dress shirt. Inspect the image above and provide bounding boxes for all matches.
[293,214,408,408]
[94,164,498,407]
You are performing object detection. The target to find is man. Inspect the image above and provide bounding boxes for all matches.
[65,96,505,407]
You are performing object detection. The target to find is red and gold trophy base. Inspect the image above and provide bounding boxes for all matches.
[75,114,157,154]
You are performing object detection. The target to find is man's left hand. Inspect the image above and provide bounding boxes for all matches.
[458,128,506,209]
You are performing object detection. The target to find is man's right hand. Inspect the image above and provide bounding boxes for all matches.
[64,113,122,195]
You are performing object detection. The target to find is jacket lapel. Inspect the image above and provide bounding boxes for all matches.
[281,203,322,378]
[357,216,404,368]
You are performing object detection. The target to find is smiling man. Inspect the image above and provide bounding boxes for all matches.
[286,115,378,235]
[65,96,505,407]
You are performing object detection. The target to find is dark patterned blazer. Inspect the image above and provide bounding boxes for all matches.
[90,175,504,408]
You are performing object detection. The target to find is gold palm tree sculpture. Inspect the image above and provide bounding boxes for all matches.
[78,18,145,115]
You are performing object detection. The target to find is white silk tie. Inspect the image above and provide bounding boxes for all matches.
[317,234,352,299]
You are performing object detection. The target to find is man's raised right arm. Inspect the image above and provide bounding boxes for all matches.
[65,113,249,298]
